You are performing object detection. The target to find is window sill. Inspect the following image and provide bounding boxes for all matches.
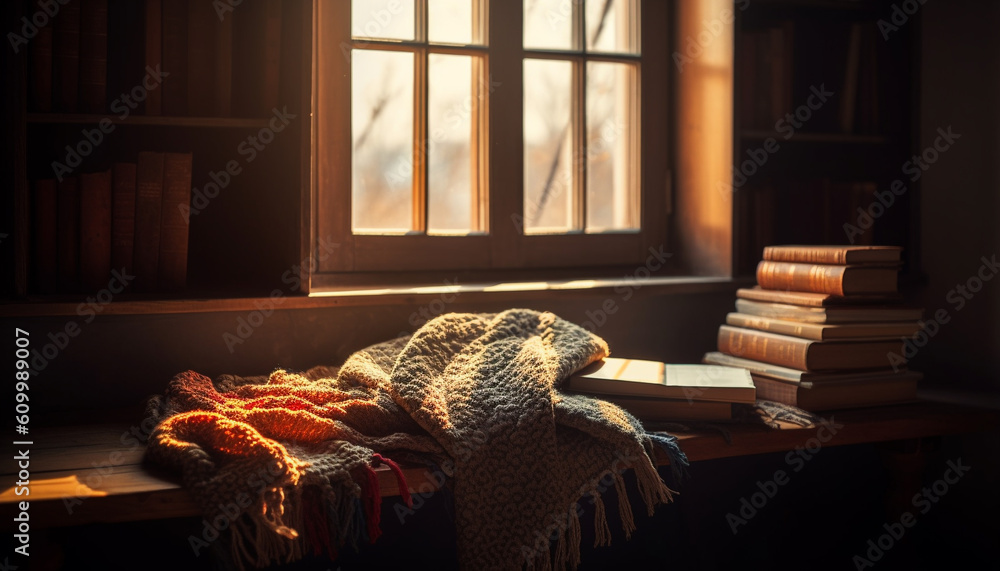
[0,276,754,318]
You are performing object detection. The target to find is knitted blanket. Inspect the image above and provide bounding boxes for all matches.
[146,309,686,569]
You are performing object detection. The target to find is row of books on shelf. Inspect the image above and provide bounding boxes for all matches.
[31,151,192,293]
[739,20,880,134]
[28,0,282,117]
[563,245,922,422]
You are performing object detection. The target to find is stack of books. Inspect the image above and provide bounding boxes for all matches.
[704,245,924,411]
[565,358,756,422]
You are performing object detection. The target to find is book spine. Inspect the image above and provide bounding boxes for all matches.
[33,180,59,293]
[79,0,108,113]
[161,0,188,115]
[111,162,137,285]
[749,376,800,408]
[144,0,162,115]
[56,176,80,291]
[725,313,825,341]
[231,0,265,117]
[757,261,849,296]
[29,1,54,113]
[79,170,113,291]
[763,246,849,265]
[186,0,216,116]
[158,153,193,290]
[133,152,164,291]
[214,3,232,116]
[53,0,81,112]
[262,0,282,113]
[717,325,813,371]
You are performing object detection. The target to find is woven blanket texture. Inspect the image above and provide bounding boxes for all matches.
[145,309,686,569]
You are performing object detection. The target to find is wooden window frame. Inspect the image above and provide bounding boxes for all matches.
[310,0,730,290]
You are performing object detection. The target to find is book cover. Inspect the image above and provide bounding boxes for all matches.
[56,176,80,291]
[29,0,54,113]
[186,0,217,116]
[144,0,162,115]
[717,325,904,372]
[79,0,108,113]
[752,374,920,411]
[762,245,902,265]
[32,179,59,293]
[79,170,113,290]
[232,0,266,116]
[586,395,733,422]
[108,0,146,115]
[703,351,909,384]
[134,152,165,291]
[53,0,81,112]
[158,153,193,290]
[161,0,189,115]
[111,162,137,283]
[725,312,921,341]
[736,286,898,307]
[565,358,756,404]
[262,0,282,113]
[757,260,899,296]
[734,298,922,324]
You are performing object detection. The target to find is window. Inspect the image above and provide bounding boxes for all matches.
[312,0,670,286]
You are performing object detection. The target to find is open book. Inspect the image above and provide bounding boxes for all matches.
[565,358,756,404]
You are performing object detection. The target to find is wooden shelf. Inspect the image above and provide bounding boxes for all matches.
[26,113,272,129]
[3,401,996,529]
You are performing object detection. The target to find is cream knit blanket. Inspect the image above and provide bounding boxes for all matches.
[146,309,685,569]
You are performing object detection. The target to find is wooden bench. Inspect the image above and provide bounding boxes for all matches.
[3,401,997,530]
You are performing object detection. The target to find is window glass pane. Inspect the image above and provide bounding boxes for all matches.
[352,0,415,41]
[586,61,638,231]
[524,59,575,234]
[523,0,574,51]
[352,50,414,233]
[429,0,481,45]
[585,0,639,54]
[428,54,482,234]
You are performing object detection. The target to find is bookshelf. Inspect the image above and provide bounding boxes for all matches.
[1,0,311,302]
[733,0,919,277]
